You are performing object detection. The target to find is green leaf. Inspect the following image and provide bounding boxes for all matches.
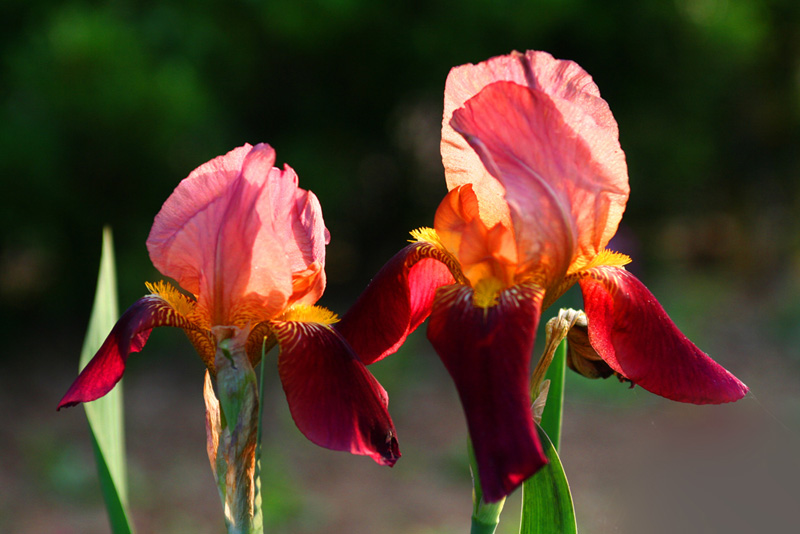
[540,338,567,451]
[253,338,269,534]
[520,338,575,534]
[79,227,135,534]
[519,426,576,534]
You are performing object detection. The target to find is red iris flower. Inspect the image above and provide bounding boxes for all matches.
[336,51,747,501]
[58,143,399,467]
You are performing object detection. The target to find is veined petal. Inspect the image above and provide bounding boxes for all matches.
[442,51,627,235]
[579,266,748,404]
[442,52,524,226]
[261,163,330,307]
[271,320,400,466]
[451,80,628,288]
[147,144,328,327]
[335,241,457,365]
[427,283,547,502]
[148,145,267,324]
[434,184,518,288]
[57,294,203,409]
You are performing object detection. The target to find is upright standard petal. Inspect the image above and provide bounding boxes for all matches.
[272,321,400,466]
[58,294,201,409]
[443,52,623,188]
[336,241,457,365]
[579,266,748,404]
[147,144,327,327]
[451,81,629,286]
[258,161,330,307]
[427,283,548,502]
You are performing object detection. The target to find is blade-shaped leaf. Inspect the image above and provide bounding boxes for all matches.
[519,425,576,534]
[253,338,269,534]
[80,227,134,534]
[541,339,566,451]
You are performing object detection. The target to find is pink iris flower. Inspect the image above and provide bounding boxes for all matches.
[336,51,747,501]
[58,143,399,467]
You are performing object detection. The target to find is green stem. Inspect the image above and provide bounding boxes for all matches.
[471,516,501,534]
[468,439,505,534]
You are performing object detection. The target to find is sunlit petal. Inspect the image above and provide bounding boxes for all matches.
[58,294,203,409]
[434,184,518,288]
[579,266,748,404]
[272,321,400,466]
[427,283,547,502]
[336,241,456,365]
[147,144,328,327]
[451,80,628,288]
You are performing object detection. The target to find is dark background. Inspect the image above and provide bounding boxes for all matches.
[2,0,799,532]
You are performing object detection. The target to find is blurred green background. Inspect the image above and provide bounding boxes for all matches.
[2,0,799,533]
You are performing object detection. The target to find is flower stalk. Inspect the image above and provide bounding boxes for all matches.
[468,439,505,534]
[204,330,262,534]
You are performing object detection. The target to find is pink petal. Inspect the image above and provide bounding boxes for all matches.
[442,51,625,205]
[450,80,629,287]
[147,144,329,326]
[442,52,525,214]
[427,283,547,502]
[258,162,330,306]
[579,266,748,404]
[272,321,400,466]
[57,295,200,409]
[336,242,456,365]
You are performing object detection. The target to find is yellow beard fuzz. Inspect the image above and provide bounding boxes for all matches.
[567,249,632,276]
[280,304,340,325]
[409,226,444,247]
[145,280,196,318]
[472,276,506,309]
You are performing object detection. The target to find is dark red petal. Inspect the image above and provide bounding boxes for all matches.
[427,283,547,502]
[579,266,748,404]
[57,295,199,410]
[336,241,456,364]
[273,320,400,466]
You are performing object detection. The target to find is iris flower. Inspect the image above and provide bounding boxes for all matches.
[336,51,747,502]
[58,143,399,467]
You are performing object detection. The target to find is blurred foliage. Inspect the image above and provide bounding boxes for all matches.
[1,0,799,348]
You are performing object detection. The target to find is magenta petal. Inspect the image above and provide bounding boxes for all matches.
[336,242,455,365]
[427,283,547,502]
[57,294,197,409]
[273,321,400,466]
[579,266,748,404]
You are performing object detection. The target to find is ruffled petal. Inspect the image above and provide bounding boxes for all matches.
[434,184,518,288]
[147,144,268,324]
[451,80,629,287]
[260,162,330,307]
[57,294,202,409]
[427,283,547,502]
[147,144,327,327]
[442,50,627,238]
[442,52,524,221]
[579,266,748,404]
[272,320,400,466]
[335,241,456,365]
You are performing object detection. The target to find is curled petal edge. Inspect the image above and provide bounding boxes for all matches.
[579,266,748,404]
[57,295,202,410]
[336,240,457,365]
[272,320,400,466]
